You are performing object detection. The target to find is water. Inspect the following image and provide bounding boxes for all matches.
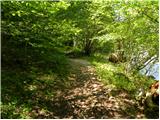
[140,63,159,80]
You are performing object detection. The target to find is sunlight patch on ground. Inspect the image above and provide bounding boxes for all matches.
[28,85,37,91]
[37,74,56,81]
[69,58,91,66]
[24,84,38,91]
[95,63,117,72]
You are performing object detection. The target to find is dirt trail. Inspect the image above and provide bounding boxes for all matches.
[31,58,145,119]
[53,58,144,119]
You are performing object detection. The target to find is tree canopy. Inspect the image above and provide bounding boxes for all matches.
[2,0,158,71]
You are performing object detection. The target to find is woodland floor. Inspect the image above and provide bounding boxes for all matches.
[2,58,147,119]
[28,58,145,119]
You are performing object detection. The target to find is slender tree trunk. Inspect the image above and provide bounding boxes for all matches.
[84,39,92,56]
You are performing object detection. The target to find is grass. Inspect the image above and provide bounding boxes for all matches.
[1,52,72,119]
[83,53,155,94]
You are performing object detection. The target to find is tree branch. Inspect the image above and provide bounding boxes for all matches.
[141,11,159,24]
[137,55,158,71]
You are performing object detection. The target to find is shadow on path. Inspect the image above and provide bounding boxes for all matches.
[27,58,144,119]
[2,58,145,119]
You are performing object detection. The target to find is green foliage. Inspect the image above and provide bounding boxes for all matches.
[96,40,114,54]
[87,54,155,94]
[1,61,71,118]
[109,0,158,71]
[82,53,107,64]
[95,64,135,91]
[1,1,158,119]
[2,0,158,60]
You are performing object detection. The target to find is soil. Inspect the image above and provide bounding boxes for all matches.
[30,58,146,119]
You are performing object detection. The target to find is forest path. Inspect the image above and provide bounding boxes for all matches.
[50,58,144,119]
[30,58,144,119]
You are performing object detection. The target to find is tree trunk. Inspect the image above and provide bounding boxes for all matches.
[84,39,92,56]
